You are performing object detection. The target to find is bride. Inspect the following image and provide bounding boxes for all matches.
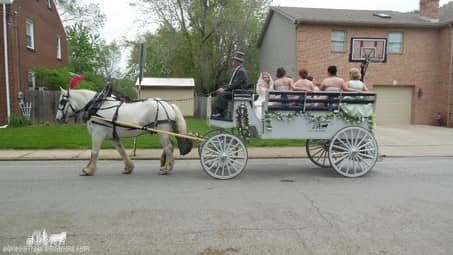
[254,72,273,119]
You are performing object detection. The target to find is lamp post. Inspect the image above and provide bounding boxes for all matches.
[1,0,14,125]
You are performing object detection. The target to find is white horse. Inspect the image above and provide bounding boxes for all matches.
[55,88,190,176]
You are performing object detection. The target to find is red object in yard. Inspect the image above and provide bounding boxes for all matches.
[69,75,83,89]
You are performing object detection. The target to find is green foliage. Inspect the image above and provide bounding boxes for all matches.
[128,0,271,94]
[33,67,103,90]
[67,23,102,74]
[112,78,137,99]
[8,115,30,128]
[34,67,71,90]
[98,41,122,79]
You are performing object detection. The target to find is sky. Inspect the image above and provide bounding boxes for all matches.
[83,0,452,72]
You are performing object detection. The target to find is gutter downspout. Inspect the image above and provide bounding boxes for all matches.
[3,4,11,126]
[448,24,453,127]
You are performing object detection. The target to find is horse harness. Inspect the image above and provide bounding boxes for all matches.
[79,87,177,139]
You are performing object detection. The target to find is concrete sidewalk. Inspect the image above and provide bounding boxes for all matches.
[0,125,452,160]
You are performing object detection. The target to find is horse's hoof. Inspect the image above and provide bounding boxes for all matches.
[122,171,132,175]
[159,170,170,175]
[80,170,92,176]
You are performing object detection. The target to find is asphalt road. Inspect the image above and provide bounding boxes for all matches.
[1,158,452,255]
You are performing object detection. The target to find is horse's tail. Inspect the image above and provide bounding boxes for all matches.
[172,104,193,155]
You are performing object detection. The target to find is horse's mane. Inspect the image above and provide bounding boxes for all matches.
[110,90,132,103]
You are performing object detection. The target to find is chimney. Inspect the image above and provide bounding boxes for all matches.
[419,0,440,21]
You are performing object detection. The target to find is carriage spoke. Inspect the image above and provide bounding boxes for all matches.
[223,135,227,152]
[311,147,325,157]
[331,151,348,157]
[357,155,372,168]
[221,162,226,177]
[210,137,224,153]
[358,140,373,150]
[321,151,328,166]
[332,153,349,164]
[204,147,220,156]
[336,158,349,173]
[355,132,368,148]
[225,137,235,152]
[226,149,243,154]
[354,129,363,147]
[228,160,241,172]
[315,149,326,162]
[351,160,356,175]
[309,145,324,151]
[229,156,245,159]
[358,152,375,159]
[336,138,350,150]
[331,144,349,152]
[355,159,364,173]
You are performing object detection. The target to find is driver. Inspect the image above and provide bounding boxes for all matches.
[212,51,248,118]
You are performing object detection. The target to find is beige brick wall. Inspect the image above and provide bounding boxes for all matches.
[296,24,449,125]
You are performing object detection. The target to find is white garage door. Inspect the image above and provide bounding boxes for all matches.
[374,86,413,126]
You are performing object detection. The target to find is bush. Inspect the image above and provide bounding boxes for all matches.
[8,115,30,128]
[34,67,71,90]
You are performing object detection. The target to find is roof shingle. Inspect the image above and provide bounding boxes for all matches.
[272,4,453,27]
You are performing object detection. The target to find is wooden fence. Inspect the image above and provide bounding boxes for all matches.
[27,90,61,124]
[193,95,209,119]
[25,91,211,123]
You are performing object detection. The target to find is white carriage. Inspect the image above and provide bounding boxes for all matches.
[199,90,378,179]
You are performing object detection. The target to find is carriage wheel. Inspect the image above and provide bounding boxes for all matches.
[328,127,378,178]
[200,132,248,180]
[198,129,225,156]
[306,139,331,168]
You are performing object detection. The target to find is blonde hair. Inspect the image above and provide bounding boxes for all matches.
[349,68,361,80]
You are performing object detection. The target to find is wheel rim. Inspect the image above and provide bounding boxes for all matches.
[306,139,331,168]
[200,133,248,179]
[328,127,378,177]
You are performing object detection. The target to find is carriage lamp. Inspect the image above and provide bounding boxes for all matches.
[417,88,424,98]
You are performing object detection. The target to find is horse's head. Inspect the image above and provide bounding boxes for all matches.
[56,87,75,122]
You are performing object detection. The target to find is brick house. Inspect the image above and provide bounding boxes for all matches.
[258,0,453,127]
[0,0,68,125]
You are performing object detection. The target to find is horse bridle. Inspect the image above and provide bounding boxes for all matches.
[58,90,78,120]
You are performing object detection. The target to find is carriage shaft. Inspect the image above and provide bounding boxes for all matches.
[91,116,204,142]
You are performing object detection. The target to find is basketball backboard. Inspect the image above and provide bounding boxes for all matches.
[349,37,387,63]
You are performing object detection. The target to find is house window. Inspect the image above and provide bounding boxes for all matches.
[25,20,35,50]
[48,0,52,9]
[388,32,403,53]
[331,31,346,52]
[28,71,36,89]
[56,36,62,60]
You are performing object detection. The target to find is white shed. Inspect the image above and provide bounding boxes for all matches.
[136,77,195,117]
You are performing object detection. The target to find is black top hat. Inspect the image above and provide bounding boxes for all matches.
[232,51,245,63]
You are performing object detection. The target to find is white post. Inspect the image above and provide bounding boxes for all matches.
[3,3,11,124]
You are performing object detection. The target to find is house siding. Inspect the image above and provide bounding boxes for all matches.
[259,12,297,79]
[0,1,68,125]
[296,24,448,125]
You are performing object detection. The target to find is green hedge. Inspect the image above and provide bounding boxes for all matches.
[8,115,30,128]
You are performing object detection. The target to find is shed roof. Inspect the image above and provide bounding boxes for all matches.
[136,77,195,88]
